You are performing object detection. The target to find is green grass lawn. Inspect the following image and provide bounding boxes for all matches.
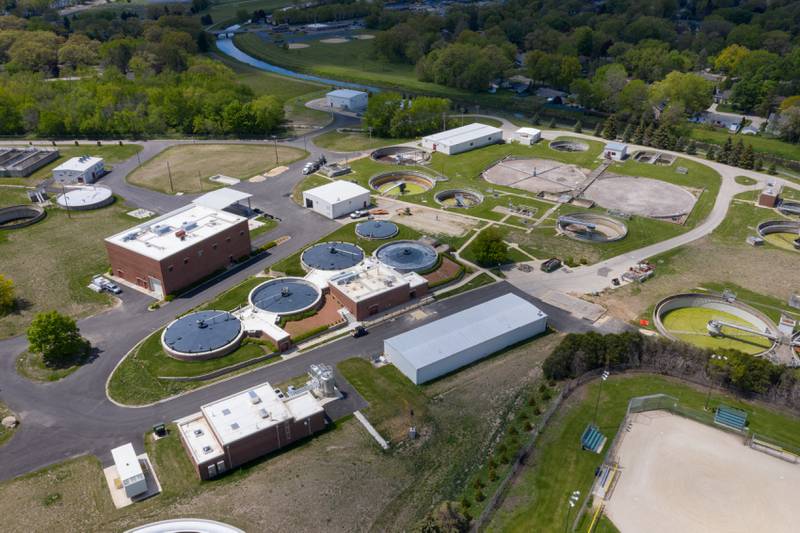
[735,175,758,186]
[249,216,278,239]
[107,329,279,405]
[0,189,150,339]
[196,276,270,312]
[313,130,411,152]
[291,173,331,204]
[488,373,800,533]
[688,125,800,162]
[1,143,142,187]
[433,272,495,300]
[283,90,335,131]
[270,221,422,276]
[206,0,291,28]
[711,190,793,249]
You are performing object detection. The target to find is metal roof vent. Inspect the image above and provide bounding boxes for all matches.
[258,408,269,419]
[193,429,204,437]
[231,422,240,430]
[248,390,261,404]
[202,446,213,454]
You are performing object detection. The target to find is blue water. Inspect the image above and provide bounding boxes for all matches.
[216,38,379,93]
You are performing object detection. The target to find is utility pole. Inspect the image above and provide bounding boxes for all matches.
[136,151,141,167]
[198,170,203,192]
[592,370,610,425]
[272,136,279,162]
[166,161,174,193]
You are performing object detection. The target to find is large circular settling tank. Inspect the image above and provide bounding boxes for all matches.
[370,146,430,165]
[161,310,243,360]
[653,294,779,356]
[355,220,399,240]
[375,240,438,272]
[56,186,114,210]
[434,189,484,208]
[556,213,627,243]
[757,220,800,252]
[301,241,364,270]
[369,171,435,196]
[0,205,46,229]
[249,278,322,315]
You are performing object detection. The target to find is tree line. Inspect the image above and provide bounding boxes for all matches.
[362,92,450,138]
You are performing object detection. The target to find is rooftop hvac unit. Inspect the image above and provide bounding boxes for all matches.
[193,429,204,437]
[202,446,214,454]
[248,390,261,404]
[258,408,269,419]
[182,221,198,231]
[122,231,139,241]
[175,229,186,239]
[150,224,171,236]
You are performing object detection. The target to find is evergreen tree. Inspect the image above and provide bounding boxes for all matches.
[548,118,557,129]
[531,113,540,125]
[768,162,777,175]
[602,114,618,139]
[741,144,755,169]
[754,157,763,171]
[573,120,582,133]
[706,145,717,161]
[720,137,733,164]
[732,138,745,167]
[632,121,645,144]
[643,123,656,146]
[622,122,633,143]
[593,121,603,137]
[673,136,686,152]
[686,140,697,155]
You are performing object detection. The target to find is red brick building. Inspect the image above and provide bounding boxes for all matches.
[177,383,327,480]
[105,205,251,298]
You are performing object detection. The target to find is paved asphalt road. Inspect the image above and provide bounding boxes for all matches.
[0,109,792,482]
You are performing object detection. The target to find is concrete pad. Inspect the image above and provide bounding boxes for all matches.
[103,453,161,509]
[249,175,267,183]
[540,290,606,321]
[582,175,696,219]
[127,208,154,219]
[483,158,587,194]
[266,165,289,177]
[209,174,240,185]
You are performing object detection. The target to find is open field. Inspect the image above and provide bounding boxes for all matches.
[0,329,562,532]
[206,0,291,28]
[283,90,334,131]
[127,144,306,194]
[606,412,800,533]
[488,374,800,533]
[0,143,142,187]
[313,130,412,152]
[661,307,773,354]
[433,272,496,299]
[0,187,148,339]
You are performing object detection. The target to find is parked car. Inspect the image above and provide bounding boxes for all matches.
[349,209,369,219]
[351,325,368,338]
[540,258,562,273]
[93,275,122,294]
[87,282,103,293]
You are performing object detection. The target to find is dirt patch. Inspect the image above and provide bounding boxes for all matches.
[606,412,800,532]
[320,37,348,44]
[283,294,344,337]
[378,197,479,237]
[287,43,309,49]
[353,34,375,40]
[266,165,289,177]
[422,257,462,285]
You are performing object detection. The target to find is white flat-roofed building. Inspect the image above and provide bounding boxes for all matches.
[111,443,148,498]
[53,155,105,184]
[302,180,370,219]
[421,123,503,155]
[177,382,327,480]
[105,204,251,297]
[512,127,541,145]
[384,293,548,384]
[603,142,628,161]
[326,89,369,112]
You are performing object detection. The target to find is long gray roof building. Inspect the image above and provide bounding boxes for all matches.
[384,293,548,384]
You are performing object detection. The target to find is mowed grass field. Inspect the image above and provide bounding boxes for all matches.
[313,130,411,152]
[488,374,800,533]
[0,143,142,187]
[127,144,307,193]
[0,187,148,338]
[661,307,773,354]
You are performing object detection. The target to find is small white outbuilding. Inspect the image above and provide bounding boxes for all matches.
[603,142,628,161]
[511,127,541,145]
[111,443,148,499]
[421,123,503,155]
[326,89,369,112]
[53,156,105,184]
[303,180,370,219]
[384,293,548,384]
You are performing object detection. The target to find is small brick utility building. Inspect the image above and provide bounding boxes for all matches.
[177,383,326,480]
[105,204,250,298]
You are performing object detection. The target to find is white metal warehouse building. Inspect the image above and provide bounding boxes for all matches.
[302,180,370,219]
[384,293,548,384]
[421,122,504,155]
[326,89,369,112]
[53,156,105,184]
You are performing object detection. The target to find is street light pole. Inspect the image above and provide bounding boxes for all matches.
[704,354,728,411]
[166,161,174,194]
[592,370,610,425]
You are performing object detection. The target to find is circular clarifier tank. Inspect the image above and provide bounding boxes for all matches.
[56,186,114,210]
[249,277,322,315]
[301,241,365,270]
[375,240,438,273]
[355,220,399,240]
[161,310,244,360]
[434,189,484,208]
[556,212,628,243]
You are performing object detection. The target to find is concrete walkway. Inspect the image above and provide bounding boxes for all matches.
[354,411,390,450]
